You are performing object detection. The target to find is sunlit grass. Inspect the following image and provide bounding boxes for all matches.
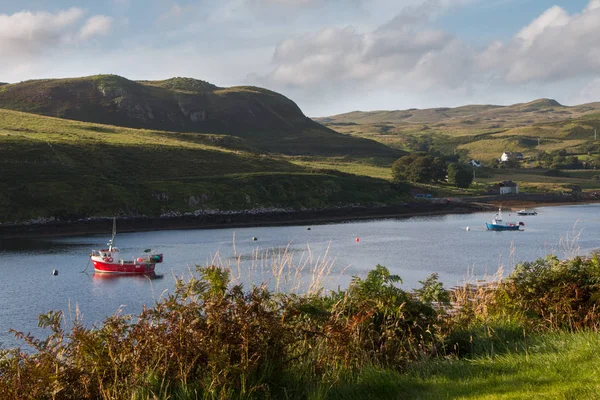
[0,109,406,222]
[289,157,393,180]
[325,331,600,400]
[0,108,243,152]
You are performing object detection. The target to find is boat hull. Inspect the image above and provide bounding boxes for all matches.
[92,259,156,274]
[485,223,522,231]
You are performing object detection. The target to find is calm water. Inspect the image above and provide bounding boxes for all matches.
[1,203,599,349]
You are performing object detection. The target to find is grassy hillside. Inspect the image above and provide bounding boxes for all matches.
[317,99,600,163]
[0,75,400,158]
[0,109,406,223]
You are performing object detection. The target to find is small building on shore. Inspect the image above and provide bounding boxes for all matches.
[487,180,519,195]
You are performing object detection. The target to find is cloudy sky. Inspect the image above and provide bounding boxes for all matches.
[0,0,599,116]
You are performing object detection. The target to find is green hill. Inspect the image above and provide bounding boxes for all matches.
[316,98,599,128]
[0,75,399,158]
[316,99,600,163]
[0,109,406,223]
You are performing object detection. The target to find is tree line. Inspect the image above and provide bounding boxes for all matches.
[391,154,473,188]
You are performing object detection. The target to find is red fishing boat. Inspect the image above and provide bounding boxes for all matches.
[90,219,163,275]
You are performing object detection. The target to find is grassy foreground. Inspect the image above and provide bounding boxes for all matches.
[329,331,600,399]
[2,253,600,399]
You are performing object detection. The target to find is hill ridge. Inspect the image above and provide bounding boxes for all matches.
[317,98,598,127]
[0,74,400,158]
[321,98,571,119]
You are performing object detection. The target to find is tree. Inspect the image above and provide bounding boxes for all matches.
[410,155,434,183]
[431,157,448,182]
[391,155,415,183]
[501,158,521,169]
[447,163,473,188]
[391,154,435,183]
[566,156,582,169]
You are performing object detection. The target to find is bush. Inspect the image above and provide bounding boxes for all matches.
[497,255,600,331]
[0,266,291,399]
[0,265,450,399]
[7,254,600,398]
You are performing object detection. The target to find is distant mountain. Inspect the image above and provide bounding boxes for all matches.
[317,98,600,164]
[0,75,400,158]
[317,98,600,128]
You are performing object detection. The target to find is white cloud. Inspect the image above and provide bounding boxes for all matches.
[254,1,468,92]
[585,0,600,11]
[0,8,84,57]
[570,77,600,105]
[0,8,117,84]
[0,8,114,61]
[79,15,113,40]
[252,0,600,106]
[259,0,319,6]
[491,1,600,83]
[515,6,569,47]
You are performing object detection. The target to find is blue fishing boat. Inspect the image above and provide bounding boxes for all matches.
[486,208,524,231]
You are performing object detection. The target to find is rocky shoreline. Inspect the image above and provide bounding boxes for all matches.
[1,193,596,239]
[0,201,491,239]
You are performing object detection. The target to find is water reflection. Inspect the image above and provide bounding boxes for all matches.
[91,272,165,282]
[0,238,95,253]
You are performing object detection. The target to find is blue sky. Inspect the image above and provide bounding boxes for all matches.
[1,0,600,116]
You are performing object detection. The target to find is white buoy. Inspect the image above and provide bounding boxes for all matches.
[52,269,58,276]
[466,226,470,231]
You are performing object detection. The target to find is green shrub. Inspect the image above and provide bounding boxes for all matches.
[498,255,600,331]
[0,265,450,399]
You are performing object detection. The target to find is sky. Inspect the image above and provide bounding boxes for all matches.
[0,0,599,116]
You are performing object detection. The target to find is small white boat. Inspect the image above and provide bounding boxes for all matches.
[516,209,537,216]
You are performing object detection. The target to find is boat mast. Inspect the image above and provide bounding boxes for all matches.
[107,218,116,251]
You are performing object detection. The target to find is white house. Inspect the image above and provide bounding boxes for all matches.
[500,152,524,162]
